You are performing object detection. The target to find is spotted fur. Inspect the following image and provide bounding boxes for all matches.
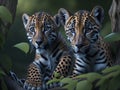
[22,12,74,89]
[58,6,114,76]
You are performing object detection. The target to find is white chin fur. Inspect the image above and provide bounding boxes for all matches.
[34,43,39,48]
[73,45,79,53]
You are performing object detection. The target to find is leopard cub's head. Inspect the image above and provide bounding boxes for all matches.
[58,6,104,52]
[22,12,60,49]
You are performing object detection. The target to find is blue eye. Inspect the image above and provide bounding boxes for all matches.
[47,25,51,28]
[71,28,75,33]
[43,25,51,32]
[30,27,34,32]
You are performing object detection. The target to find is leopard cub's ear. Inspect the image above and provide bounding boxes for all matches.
[90,6,104,24]
[58,8,70,26]
[22,13,30,29]
[54,14,60,27]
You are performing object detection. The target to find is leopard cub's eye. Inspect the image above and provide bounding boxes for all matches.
[44,25,52,32]
[66,28,75,37]
[29,27,35,32]
[46,25,51,28]
[71,28,75,33]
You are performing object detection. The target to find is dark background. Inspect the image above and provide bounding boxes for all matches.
[4,0,112,78]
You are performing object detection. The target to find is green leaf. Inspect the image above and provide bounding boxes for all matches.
[47,78,61,85]
[73,73,88,79]
[0,54,12,73]
[1,78,8,90]
[108,75,120,90]
[0,6,12,23]
[96,66,120,90]
[74,73,101,83]
[96,77,107,87]
[0,68,6,77]
[14,42,29,54]
[0,33,5,49]
[60,77,73,83]
[104,33,120,42]
[104,70,120,79]
[53,72,62,78]
[102,65,120,74]
[101,22,112,37]
[76,80,92,90]
[60,78,77,90]
[85,73,102,83]
[97,66,120,90]
[96,77,109,90]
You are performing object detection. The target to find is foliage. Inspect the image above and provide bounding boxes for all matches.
[0,6,12,49]
[8,0,113,78]
[0,6,29,90]
[104,33,120,42]
[0,33,5,49]
[0,6,13,90]
[101,22,112,37]
[0,0,120,90]
[0,6,12,23]
[47,65,120,90]
[14,42,30,54]
[0,54,12,73]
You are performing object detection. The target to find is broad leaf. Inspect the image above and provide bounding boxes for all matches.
[104,70,120,79]
[60,78,77,90]
[108,76,120,90]
[84,73,101,83]
[0,6,12,23]
[104,33,120,42]
[47,78,61,85]
[73,73,88,79]
[0,54,12,73]
[14,42,29,54]
[101,22,112,37]
[74,73,101,83]
[0,33,5,49]
[102,65,120,74]
[1,78,8,90]
[53,72,62,78]
[76,80,92,90]
[0,68,6,77]
[96,77,109,90]
[97,67,120,90]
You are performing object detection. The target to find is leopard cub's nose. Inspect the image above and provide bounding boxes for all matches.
[36,40,42,45]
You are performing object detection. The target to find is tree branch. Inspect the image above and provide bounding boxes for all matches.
[109,0,120,64]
